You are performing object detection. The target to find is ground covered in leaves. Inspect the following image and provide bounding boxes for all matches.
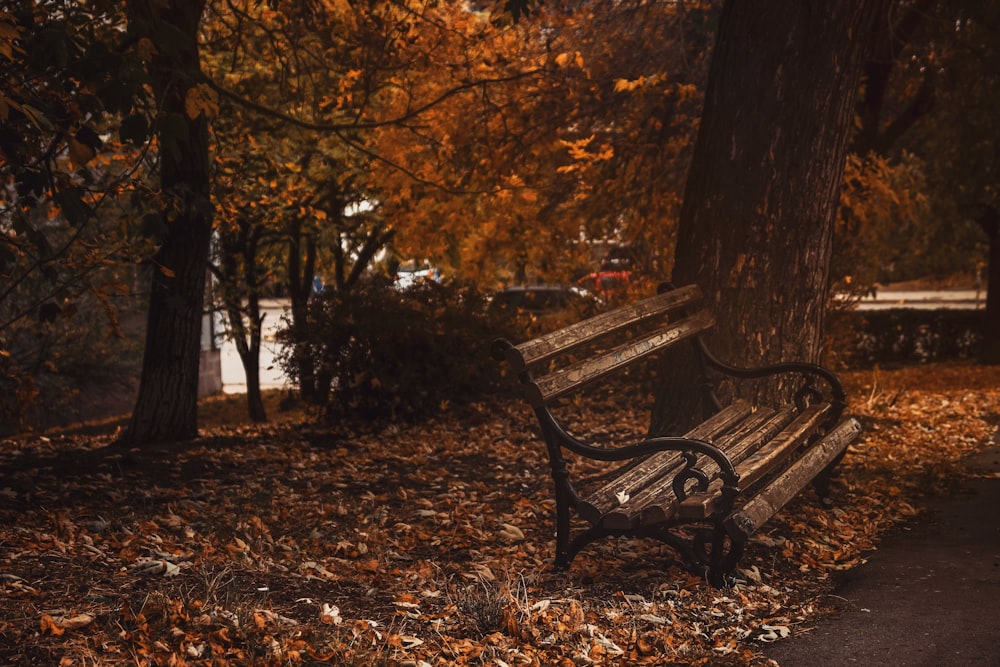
[2,363,999,666]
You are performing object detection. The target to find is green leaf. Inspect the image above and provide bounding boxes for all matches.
[19,104,54,132]
[15,169,47,200]
[97,79,136,115]
[37,302,61,323]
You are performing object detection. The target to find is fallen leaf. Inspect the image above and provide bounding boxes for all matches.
[40,614,65,636]
[320,603,342,625]
[499,523,524,541]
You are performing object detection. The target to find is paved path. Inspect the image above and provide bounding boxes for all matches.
[765,447,1000,666]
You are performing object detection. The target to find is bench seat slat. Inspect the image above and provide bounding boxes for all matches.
[730,402,833,489]
[725,418,861,540]
[531,309,715,403]
[677,403,834,519]
[513,284,703,368]
[624,406,800,528]
[577,400,756,523]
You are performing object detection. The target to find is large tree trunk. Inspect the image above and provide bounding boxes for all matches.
[120,0,212,445]
[657,0,886,432]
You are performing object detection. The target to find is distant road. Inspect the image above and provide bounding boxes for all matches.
[854,289,985,311]
[219,302,290,394]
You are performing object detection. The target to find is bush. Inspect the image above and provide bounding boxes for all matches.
[280,278,521,424]
[0,292,144,435]
[827,308,984,369]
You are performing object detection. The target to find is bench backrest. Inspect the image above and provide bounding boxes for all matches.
[493,284,714,407]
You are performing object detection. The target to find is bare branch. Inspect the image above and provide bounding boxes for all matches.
[202,69,540,132]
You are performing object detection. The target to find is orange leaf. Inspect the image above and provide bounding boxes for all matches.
[358,559,380,573]
[184,83,219,120]
[40,614,65,636]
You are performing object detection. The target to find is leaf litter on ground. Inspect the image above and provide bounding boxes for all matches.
[1,362,998,666]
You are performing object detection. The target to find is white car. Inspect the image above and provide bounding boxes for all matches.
[394,261,441,289]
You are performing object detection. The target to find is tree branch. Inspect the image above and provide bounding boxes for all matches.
[202,69,539,132]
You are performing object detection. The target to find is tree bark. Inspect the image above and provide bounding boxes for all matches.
[657,0,887,433]
[217,219,268,422]
[979,206,1000,364]
[120,0,212,445]
[286,217,320,403]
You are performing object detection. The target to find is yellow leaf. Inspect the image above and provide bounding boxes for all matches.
[555,52,571,67]
[184,83,219,120]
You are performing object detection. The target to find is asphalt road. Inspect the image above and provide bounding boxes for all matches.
[765,446,1000,666]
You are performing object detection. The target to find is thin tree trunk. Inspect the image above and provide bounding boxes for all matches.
[239,317,267,422]
[655,0,887,433]
[286,217,319,403]
[217,219,269,423]
[979,206,1000,364]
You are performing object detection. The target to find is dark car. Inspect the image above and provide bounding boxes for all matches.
[490,285,600,335]
[490,285,592,314]
[575,269,632,294]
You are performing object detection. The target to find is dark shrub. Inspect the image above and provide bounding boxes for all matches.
[827,308,984,369]
[280,278,521,424]
[1,292,144,435]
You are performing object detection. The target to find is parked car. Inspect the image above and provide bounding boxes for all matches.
[490,284,595,315]
[575,269,632,294]
[489,285,601,337]
[394,260,441,290]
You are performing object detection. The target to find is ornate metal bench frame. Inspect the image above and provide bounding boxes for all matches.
[493,283,860,585]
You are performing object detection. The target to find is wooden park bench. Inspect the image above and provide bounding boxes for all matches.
[492,283,860,585]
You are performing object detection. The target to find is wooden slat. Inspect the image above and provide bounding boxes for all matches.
[514,284,704,368]
[713,406,799,467]
[676,403,833,519]
[531,309,715,403]
[672,405,798,523]
[726,418,861,540]
[577,400,755,524]
[730,403,833,489]
[630,407,800,526]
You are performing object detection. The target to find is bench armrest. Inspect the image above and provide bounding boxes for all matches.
[695,337,847,409]
[547,413,740,495]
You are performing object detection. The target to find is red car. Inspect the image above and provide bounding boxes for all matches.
[576,270,632,294]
